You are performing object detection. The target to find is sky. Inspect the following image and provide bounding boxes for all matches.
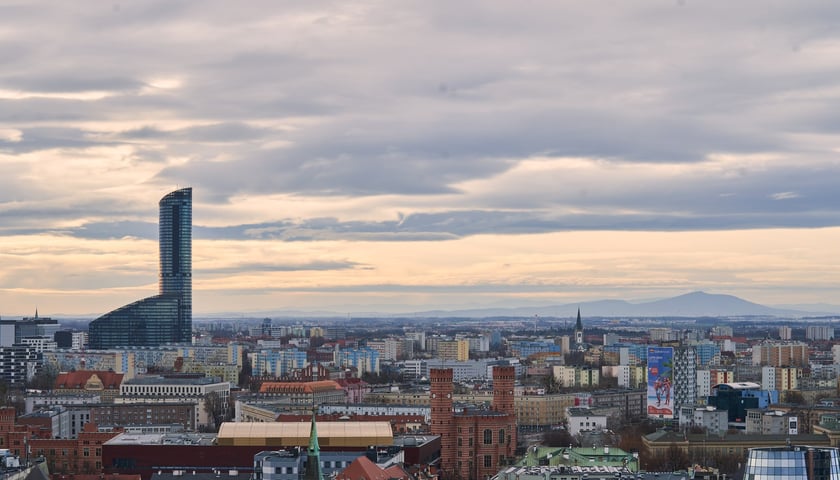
[1,1,840,317]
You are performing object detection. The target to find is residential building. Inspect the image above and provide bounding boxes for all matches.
[779,326,792,340]
[807,325,835,341]
[89,188,192,348]
[677,406,728,435]
[253,349,308,378]
[762,366,801,392]
[0,344,40,385]
[745,409,799,435]
[566,407,607,435]
[337,347,380,376]
[437,340,469,361]
[752,342,809,367]
[673,346,697,419]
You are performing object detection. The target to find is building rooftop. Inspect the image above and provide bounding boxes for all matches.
[216,421,393,448]
[122,376,224,386]
[55,370,124,389]
[714,382,761,390]
[567,407,600,417]
[258,380,342,394]
[105,433,217,446]
[645,430,829,444]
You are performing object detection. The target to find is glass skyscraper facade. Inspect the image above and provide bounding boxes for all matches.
[89,188,192,349]
[745,446,840,480]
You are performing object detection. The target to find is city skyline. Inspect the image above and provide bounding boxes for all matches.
[1,2,839,316]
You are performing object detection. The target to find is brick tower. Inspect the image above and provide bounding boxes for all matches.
[492,365,515,416]
[430,368,456,477]
[492,365,517,464]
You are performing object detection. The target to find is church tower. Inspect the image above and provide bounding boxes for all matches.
[304,409,323,480]
[574,308,584,346]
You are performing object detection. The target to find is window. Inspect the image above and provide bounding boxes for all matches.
[484,429,493,444]
[499,429,505,444]
[484,455,492,468]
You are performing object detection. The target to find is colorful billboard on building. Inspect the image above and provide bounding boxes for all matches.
[647,346,674,419]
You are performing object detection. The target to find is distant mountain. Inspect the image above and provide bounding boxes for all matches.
[405,291,812,318]
[200,291,828,319]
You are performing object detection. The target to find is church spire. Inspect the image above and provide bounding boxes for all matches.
[304,408,323,480]
[574,308,584,349]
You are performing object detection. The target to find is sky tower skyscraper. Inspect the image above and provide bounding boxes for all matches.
[89,188,192,349]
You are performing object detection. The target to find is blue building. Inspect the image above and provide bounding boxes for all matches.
[707,382,779,423]
[695,342,721,366]
[508,340,561,358]
[254,349,308,378]
[338,347,380,376]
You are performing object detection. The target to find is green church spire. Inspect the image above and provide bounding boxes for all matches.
[304,408,323,480]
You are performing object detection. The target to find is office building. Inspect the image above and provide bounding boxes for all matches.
[89,188,192,349]
[744,445,840,480]
[707,382,778,423]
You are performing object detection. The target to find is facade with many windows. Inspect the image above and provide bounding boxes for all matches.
[89,188,192,349]
[117,375,229,429]
[744,445,840,480]
[0,345,40,386]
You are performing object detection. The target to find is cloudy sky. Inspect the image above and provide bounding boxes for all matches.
[1,1,839,316]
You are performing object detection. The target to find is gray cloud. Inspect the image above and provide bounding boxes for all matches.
[1,0,839,229]
[198,260,364,275]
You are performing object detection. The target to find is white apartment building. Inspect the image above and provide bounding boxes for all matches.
[806,325,834,341]
[117,375,230,429]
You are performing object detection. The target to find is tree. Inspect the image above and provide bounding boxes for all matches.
[238,349,252,389]
[28,362,59,391]
[203,392,229,431]
[646,445,690,472]
[543,429,579,447]
[785,390,806,405]
[542,373,561,394]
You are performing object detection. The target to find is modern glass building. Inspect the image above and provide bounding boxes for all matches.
[744,445,840,480]
[89,188,192,349]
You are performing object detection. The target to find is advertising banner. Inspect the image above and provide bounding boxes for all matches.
[647,346,674,419]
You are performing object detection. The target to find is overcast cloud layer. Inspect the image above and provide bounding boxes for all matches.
[1,1,839,315]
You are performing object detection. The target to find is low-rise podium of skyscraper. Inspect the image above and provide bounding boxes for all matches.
[89,188,192,349]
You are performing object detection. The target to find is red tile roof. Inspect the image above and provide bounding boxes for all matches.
[54,370,124,390]
[259,380,342,394]
[335,455,409,480]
